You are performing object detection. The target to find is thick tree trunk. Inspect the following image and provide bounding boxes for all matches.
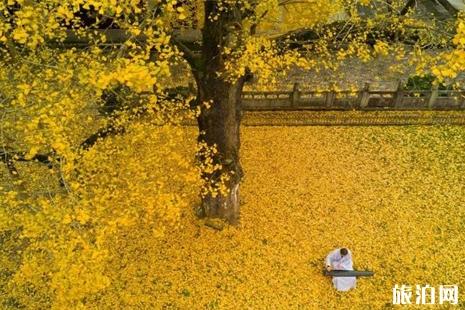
[194,1,245,224]
[195,76,245,224]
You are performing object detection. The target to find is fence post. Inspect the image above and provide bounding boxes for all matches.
[428,84,439,109]
[325,91,335,107]
[394,81,404,108]
[325,84,336,108]
[291,82,300,107]
[359,82,370,109]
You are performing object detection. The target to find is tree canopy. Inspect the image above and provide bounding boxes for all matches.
[0,0,464,308]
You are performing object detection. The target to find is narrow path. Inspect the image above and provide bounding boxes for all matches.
[241,110,465,126]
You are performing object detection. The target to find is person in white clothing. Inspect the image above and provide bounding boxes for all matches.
[325,248,356,291]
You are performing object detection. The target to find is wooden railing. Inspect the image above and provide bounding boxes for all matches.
[241,83,465,111]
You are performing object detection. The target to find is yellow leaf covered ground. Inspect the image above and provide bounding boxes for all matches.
[94,125,465,309]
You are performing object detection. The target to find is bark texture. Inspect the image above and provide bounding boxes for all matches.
[193,2,245,224]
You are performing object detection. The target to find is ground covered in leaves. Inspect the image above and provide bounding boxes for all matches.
[93,125,465,309]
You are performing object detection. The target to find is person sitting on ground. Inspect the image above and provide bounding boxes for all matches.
[325,247,356,292]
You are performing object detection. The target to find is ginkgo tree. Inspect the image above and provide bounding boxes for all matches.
[1,0,465,308]
[1,1,464,222]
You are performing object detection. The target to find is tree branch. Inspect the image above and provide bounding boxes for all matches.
[58,29,202,46]
[400,0,416,15]
[0,149,53,177]
[171,36,201,70]
[272,19,454,50]
[250,10,269,35]
[80,124,126,150]
[248,0,303,35]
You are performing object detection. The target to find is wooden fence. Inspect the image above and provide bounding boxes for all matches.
[241,82,465,111]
